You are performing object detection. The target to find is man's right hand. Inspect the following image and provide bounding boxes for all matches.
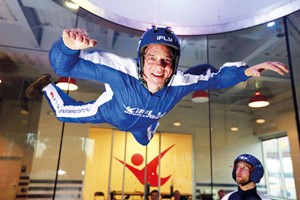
[62,28,97,50]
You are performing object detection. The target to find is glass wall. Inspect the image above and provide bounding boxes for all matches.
[205,16,293,199]
[285,11,300,200]
[0,1,299,200]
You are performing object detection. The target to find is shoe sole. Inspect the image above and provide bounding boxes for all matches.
[25,74,51,99]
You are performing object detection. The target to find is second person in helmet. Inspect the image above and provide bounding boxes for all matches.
[25,26,288,146]
[221,154,270,200]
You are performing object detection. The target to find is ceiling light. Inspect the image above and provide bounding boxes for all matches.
[248,91,269,108]
[20,104,30,115]
[56,77,78,91]
[57,169,66,175]
[230,126,238,132]
[255,114,266,124]
[230,122,239,132]
[267,21,275,27]
[173,122,181,127]
[20,109,29,115]
[65,1,79,10]
[256,118,266,124]
[191,90,209,103]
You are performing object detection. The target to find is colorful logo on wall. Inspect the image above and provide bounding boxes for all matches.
[114,144,175,186]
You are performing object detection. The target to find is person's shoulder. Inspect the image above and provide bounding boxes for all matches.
[221,190,236,200]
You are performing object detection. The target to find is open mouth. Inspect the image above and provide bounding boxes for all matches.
[152,72,164,77]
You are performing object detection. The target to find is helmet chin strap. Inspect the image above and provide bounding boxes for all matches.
[139,73,148,88]
[142,73,147,79]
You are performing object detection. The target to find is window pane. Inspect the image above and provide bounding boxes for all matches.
[263,137,296,199]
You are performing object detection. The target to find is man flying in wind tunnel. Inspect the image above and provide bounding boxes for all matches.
[25,26,289,146]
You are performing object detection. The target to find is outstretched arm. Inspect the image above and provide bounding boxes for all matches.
[183,61,288,92]
[49,28,107,80]
[49,28,139,86]
[245,61,289,77]
[62,28,97,50]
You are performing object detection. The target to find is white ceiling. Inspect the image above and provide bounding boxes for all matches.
[71,0,300,35]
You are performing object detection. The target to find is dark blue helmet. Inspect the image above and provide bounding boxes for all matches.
[137,26,180,77]
[232,154,264,183]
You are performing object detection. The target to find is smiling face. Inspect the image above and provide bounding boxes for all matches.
[142,44,174,93]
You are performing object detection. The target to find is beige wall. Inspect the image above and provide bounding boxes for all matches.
[84,128,193,200]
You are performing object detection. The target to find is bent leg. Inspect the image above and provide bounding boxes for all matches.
[43,84,104,124]
[131,122,159,146]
